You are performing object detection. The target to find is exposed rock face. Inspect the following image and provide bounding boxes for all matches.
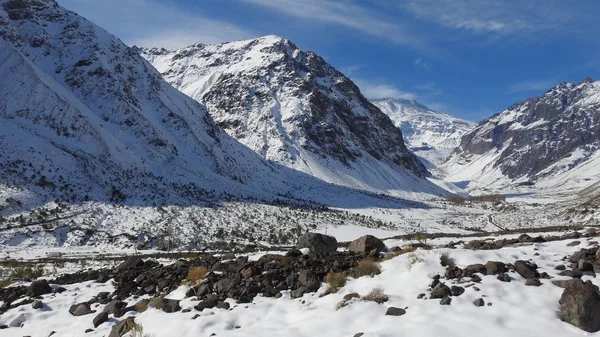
[559,280,600,332]
[296,233,338,254]
[141,36,438,196]
[372,98,476,167]
[348,235,387,254]
[443,79,600,190]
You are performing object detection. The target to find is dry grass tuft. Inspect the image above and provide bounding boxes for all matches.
[185,266,210,285]
[361,287,389,304]
[348,259,381,279]
[324,272,347,293]
[440,251,455,267]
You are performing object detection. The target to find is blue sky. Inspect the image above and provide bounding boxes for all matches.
[60,0,600,122]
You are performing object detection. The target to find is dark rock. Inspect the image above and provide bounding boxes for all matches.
[32,300,43,309]
[93,311,108,328]
[497,273,511,282]
[473,298,485,307]
[513,260,539,279]
[430,283,451,299]
[192,314,201,320]
[445,266,463,279]
[525,278,541,286]
[103,300,126,314]
[463,264,486,277]
[216,301,230,310]
[385,306,406,316]
[555,264,566,271]
[567,241,581,247]
[578,259,594,272]
[113,306,135,318]
[85,329,94,333]
[194,294,219,311]
[108,317,135,337]
[484,261,506,275]
[291,287,307,298]
[354,333,364,337]
[450,286,465,296]
[298,270,320,292]
[440,296,452,305]
[343,293,360,301]
[116,256,144,271]
[348,235,386,253]
[28,280,52,297]
[559,280,600,332]
[296,233,338,255]
[54,286,67,294]
[417,293,426,299]
[518,234,533,242]
[69,302,94,316]
[553,279,585,289]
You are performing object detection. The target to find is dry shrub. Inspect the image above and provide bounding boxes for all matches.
[361,287,389,304]
[148,296,165,310]
[186,266,210,285]
[447,194,466,204]
[348,259,381,279]
[135,299,149,313]
[277,255,293,265]
[324,272,347,293]
[440,252,455,267]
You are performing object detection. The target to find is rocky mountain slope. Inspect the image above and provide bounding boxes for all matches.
[372,98,476,167]
[0,0,447,250]
[140,36,435,195]
[442,79,600,192]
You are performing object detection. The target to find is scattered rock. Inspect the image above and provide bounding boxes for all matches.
[344,293,360,301]
[559,280,600,332]
[103,300,126,315]
[567,241,581,247]
[445,266,463,279]
[28,280,52,297]
[555,265,566,271]
[108,317,135,337]
[354,333,364,337]
[417,293,425,299]
[93,311,108,328]
[32,300,43,309]
[385,306,406,316]
[484,261,506,275]
[514,260,539,279]
[497,273,511,282]
[440,296,452,305]
[525,278,541,286]
[216,301,230,310]
[348,235,387,254]
[473,298,485,307]
[296,233,338,255]
[450,286,465,296]
[430,283,451,299]
[69,302,94,316]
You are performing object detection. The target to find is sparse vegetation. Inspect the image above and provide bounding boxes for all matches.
[127,320,155,337]
[361,287,389,304]
[9,264,45,280]
[148,296,166,310]
[440,251,455,267]
[135,299,150,313]
[324,272,347,293]
[348,259,381,279]
[185,266,210,285]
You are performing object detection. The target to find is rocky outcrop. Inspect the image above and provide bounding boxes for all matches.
[559,280,600,332]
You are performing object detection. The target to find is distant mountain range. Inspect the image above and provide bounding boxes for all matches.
[442,78,600,193]
[371,98,476,167]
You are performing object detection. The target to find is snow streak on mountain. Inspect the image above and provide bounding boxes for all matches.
[140,37,439,196]
[372,98,476,167]
[442,78,600,193]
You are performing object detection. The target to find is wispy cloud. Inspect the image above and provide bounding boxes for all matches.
[60,0,256,48]
[241,0,447,58]
[508,80,555,93]
[413,58,432,71]
[401,0,583,37]
[352,79,417,100]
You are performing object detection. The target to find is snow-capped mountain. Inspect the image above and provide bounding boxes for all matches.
[0,0,443,215]
[442,78,600,193]
[371,98,476,167]
[140,37,433,195]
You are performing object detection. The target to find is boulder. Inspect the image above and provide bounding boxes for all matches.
[348,235,386,254]
[514,260,539,279]
[559,280,600,332]
[473,298,485,307]
[108,317,135,337]
[28,280,52,297]
[484,261,506,275]
[450,286,465,296]
[93,311,108,328]
[430,283,451,299]
[440,296,452,305]
[385,307,406,316]
[296,233,338,255]
[445,266,463,279]
[298,270,320,292]
[103,300,126,315]
[69,302,94,316]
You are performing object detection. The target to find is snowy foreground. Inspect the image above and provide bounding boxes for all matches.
[1,230,598,337]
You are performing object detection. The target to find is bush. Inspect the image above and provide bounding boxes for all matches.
[185,266,210,285]
[135,299,150,313]
[348,259,381,279]
[0,278,13,288]
[361,287,389,304]
[324,272,347,293]
[10,264,45,280]
[127,320,155,337]
[148,296,165,310]
[440,252,455,267]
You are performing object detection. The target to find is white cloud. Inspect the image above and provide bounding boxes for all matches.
[508,80,555,93]
[402,0,577,36]
[352,79,417,100]
[59,0,256,48]
[241,0,444,57]
[413,58,432,71]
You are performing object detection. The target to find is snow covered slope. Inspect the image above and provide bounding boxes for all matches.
[372,98,476,167]
[442,79,600,193]
[140,37,437,196]
[0,0,443,215]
